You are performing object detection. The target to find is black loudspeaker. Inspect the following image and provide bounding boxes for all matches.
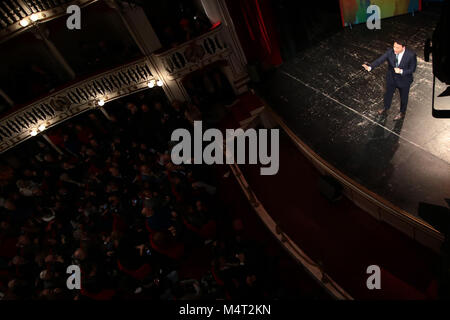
[318,175,343,202]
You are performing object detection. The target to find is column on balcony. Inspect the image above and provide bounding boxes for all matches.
[110,1,189,102]
[200,0,250,94]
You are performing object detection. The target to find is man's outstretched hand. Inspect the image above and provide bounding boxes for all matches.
[362,64,371,71]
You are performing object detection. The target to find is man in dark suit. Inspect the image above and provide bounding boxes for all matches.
[362,40,417,120]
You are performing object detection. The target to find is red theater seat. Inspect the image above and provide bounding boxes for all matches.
[377,269,427,300]
[117,260,152,281]
[80,288,116,300]
[150,233,184,260]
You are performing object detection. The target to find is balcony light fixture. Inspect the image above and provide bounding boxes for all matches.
[98,99,105,107]
[20,19,29,27]
[148,80,156,88]
[157,80,163,87]
[30,14,39,22]
[30,129,38,136]
[38,124,46,132]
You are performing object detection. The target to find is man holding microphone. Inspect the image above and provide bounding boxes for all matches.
[363,40,417,120]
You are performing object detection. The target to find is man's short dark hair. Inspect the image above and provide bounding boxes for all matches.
[395,40,407,47]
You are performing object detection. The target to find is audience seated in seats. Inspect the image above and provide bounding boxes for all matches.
[0,87,294,300]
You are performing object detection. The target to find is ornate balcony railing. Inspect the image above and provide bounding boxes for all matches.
[154,23,231,80]
[0,57,154,153]
[0,0,98,43]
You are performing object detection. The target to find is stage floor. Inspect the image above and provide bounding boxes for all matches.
[257,10,450,221]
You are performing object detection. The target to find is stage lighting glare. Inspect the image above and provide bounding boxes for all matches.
[30,129,38,136]
[30,14,39,22]
[157,80,163,87]
[20,19,29,27]
[148,80,155,88]
[98,99,105,107]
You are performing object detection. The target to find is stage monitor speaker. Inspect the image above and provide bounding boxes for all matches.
[318,175,343,202]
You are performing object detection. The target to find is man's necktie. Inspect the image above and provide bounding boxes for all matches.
[395,54,399,67]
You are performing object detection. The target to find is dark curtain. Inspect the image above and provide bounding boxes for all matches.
[226,0,282,67]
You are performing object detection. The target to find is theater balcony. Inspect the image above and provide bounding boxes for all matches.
[0,0,250,152]
[0,0,96,42]
[0,0,446,302]
[0,58,154,153]
[154,23,230,82]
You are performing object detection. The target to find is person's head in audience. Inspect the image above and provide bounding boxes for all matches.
[109,166,120,177]
[62,161,73,170]
[127,102,138,114]
[154,101,163,112]
[140,143,148,151]
[140,164,151,177]
[171,100,182,111]
[89,139,99,148]
[44,153,55,163]
[108,194,120,208]
[141,207,154,218]
[73,248,87,262]
[246,274,257,287]
[196,200,206,212]
[85,148,96,157]
[105,181,119,194]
